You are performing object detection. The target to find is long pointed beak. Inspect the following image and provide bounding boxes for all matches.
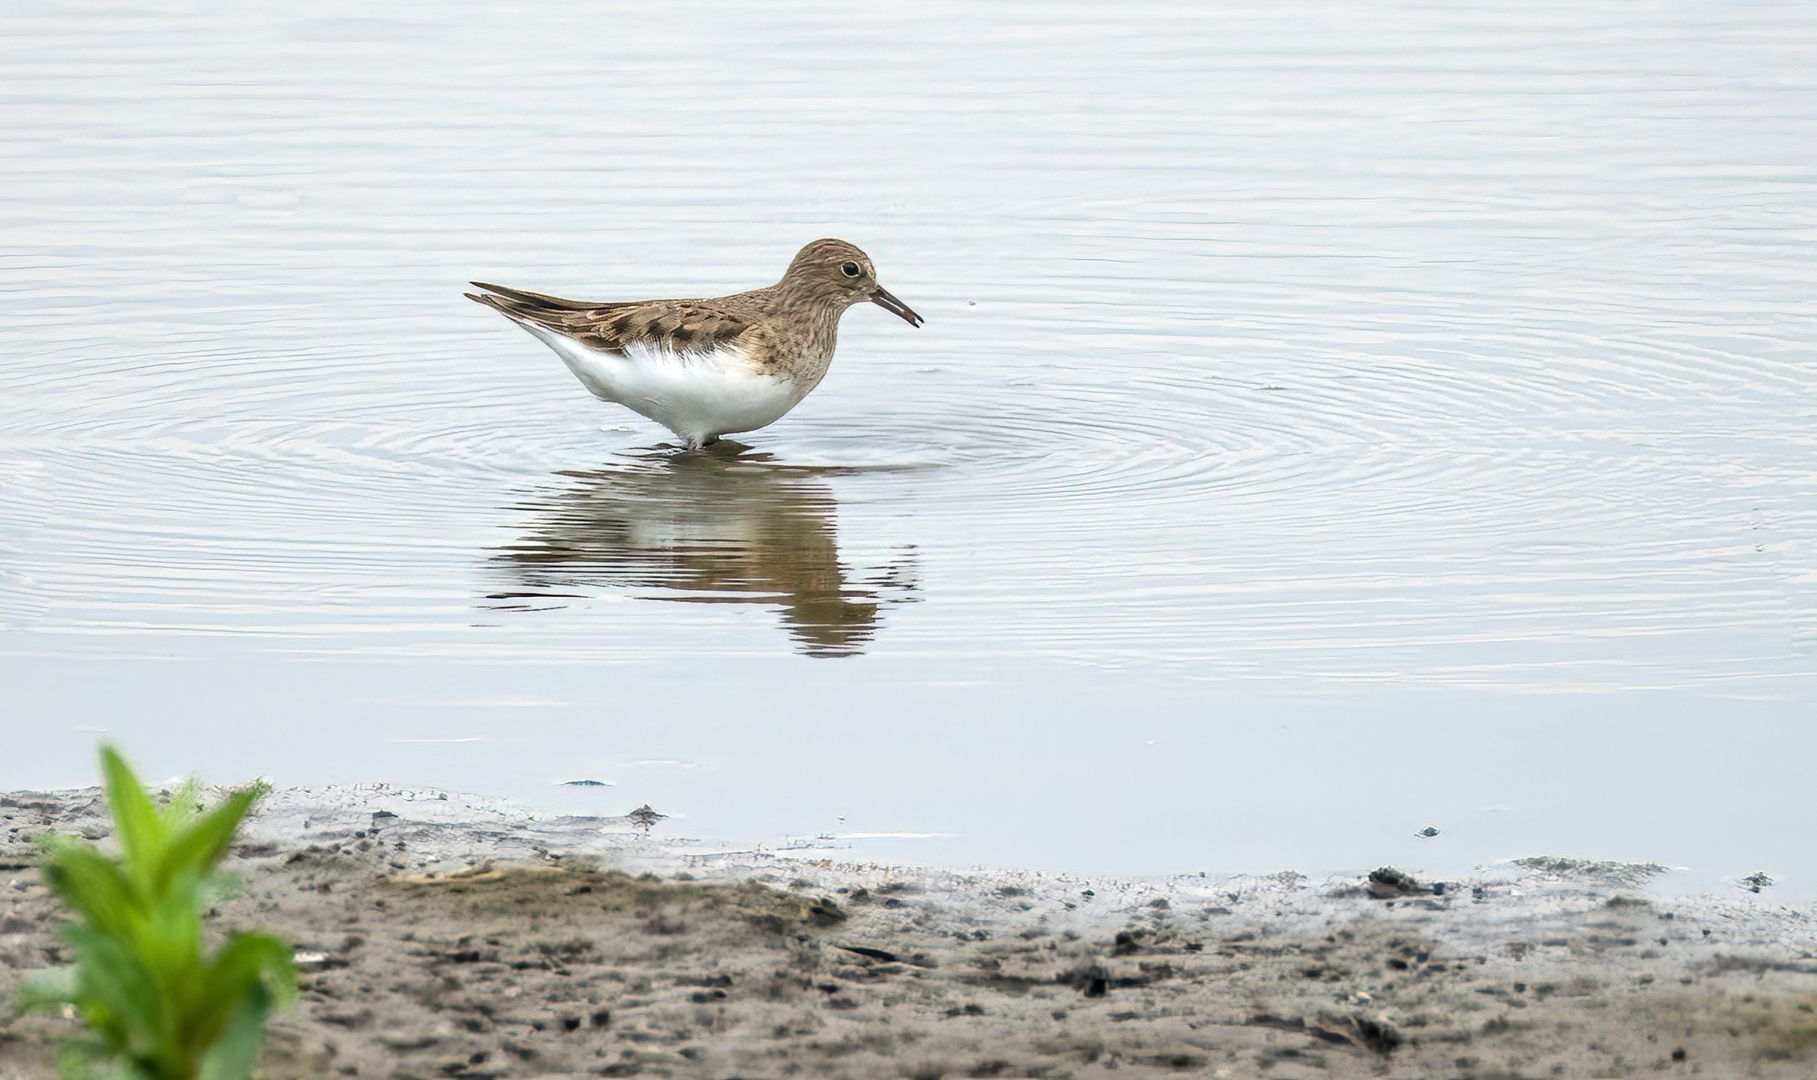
[871,286,924,328]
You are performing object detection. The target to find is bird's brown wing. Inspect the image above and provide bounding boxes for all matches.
[467,282,759,355]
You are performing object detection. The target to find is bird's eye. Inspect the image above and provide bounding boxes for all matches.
[840,262,860,278]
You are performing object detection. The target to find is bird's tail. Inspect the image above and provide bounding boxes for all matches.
[465,281,612,332]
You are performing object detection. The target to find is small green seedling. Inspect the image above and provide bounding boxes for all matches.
[20,746,296,1080]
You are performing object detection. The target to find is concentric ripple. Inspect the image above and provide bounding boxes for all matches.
[5,264,1811,682]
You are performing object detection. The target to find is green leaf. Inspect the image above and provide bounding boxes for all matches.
[98,746,164,888]
[171,931,296,1064]
[144,868,204,960]
[40,841,140,941]
[155,783,266,895]
[195,872,243,913]
[161,778,205,836]
[207,933,298,1008]
[62,923,163,1057]
[16,965,79,1009]
[194,986,274,1080]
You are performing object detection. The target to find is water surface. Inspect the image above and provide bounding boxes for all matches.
[4,2,1815,892]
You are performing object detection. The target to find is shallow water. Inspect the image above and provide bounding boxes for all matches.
[4,3,1816,893]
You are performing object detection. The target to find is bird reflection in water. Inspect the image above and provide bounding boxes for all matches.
[484,444,918,657]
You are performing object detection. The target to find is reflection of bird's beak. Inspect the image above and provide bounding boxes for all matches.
[871,286,924,328]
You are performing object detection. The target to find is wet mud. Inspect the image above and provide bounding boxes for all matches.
[4,788,1815,1079]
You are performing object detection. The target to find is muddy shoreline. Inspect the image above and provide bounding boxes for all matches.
[4,785,1815,1079]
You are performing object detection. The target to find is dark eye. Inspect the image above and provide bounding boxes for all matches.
[840,262,860,278]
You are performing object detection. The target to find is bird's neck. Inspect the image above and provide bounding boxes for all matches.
[767,285,848,345]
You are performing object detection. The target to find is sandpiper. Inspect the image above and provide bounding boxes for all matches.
[467,239,922,449]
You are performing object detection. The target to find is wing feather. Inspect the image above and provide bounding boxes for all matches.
[466,283,756,356]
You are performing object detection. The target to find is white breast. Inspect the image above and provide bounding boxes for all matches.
[524,327,805,446]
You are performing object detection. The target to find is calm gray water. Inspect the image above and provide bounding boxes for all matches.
[5,2,1815,892]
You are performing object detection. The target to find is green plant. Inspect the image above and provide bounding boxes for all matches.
[20,746,297,1080]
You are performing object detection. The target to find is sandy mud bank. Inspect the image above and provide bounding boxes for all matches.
[4,786,1815,1079]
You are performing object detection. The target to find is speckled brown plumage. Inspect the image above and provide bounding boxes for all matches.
[467,238,922,390]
